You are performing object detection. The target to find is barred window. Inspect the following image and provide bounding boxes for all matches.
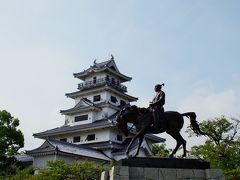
[111,96,118,103]
[86,134,95,141]
[73,136,81,143]
[120,100,126,106]
[60,138,67,142]
[93,77,96,83]
[93,95,101,102]
[75,115,88,122]
[117,135,123,141]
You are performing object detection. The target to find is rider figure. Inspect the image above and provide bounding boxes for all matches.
[149,83,165,128]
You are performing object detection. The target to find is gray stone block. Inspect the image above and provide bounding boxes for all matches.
[193,169,206,179]
[119,176,129,180]
[144,167,159,179]
[205,169,224,180]
[129,178,145,180]
[159,168,177,180]
[177,169,195,179]
[129,167,144,178]
[110,175,119,180]
[107,165,224,180]
[119,166,129,176]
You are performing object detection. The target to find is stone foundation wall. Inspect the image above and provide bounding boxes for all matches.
[101,166,224,180]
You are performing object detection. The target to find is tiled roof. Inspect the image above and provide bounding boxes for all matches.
[26,139,111,161]
[82,140,123,150]
[145,134,165,143]
[15,154,33,162]
[92,59,117,70]
[33,119,114,138]
[65,86,138,101]
[34,112,118,138]
[60,98,102,115]
[73,59,131,82]
[112,138,139,154]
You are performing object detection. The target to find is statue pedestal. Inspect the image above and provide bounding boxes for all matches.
[101,157,224,180]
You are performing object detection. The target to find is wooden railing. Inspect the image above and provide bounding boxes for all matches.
[78,77,127,93]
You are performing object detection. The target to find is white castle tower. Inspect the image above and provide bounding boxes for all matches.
[27,57,164,169]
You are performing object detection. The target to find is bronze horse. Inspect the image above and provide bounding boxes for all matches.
[116,105,207,158]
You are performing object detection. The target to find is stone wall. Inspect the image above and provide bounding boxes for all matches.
[101,166,224,180]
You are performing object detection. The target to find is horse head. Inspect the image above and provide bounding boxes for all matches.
[116,106,132,137]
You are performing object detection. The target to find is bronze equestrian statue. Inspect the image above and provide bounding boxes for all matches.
[116,84,207,158]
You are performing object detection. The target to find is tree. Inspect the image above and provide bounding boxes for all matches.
[0,110,24,176]
[152,143,171,157]
[188,116,240,179]
[35,160,103,180]
[7,160,103,180]
[0,110,24,159]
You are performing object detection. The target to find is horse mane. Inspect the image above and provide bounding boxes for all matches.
[130,105,150,116]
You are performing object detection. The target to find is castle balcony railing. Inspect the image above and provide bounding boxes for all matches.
[78,77,127,93]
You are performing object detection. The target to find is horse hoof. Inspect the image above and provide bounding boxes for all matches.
[181,155,186,158]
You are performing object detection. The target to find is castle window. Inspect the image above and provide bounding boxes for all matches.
[75,115,88,122]
[93,95,101,102]
[120,100,126,106]
[111,96,118,103]
[111,78,116,85]
[106,75,110,81]
[117,80,120,86]
[60,138,67,142]
[93,77,96,83]
[73,136,81,143]
[117,135,123,141]
[86,134,95,141]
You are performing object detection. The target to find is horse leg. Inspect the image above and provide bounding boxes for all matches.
[126,129,145,158]
[168,131,186,158]
[134,135,144,157]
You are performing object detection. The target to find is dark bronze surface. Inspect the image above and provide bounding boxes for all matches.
[116,106,207,158]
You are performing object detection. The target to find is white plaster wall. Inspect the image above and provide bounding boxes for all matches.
[85,72,107,82]
[33,155,57,169]
[105,92,129,107]
[92,111,105,121]
[66,112,93,126]
[33,154,78,169]
[84,72,120,83]
[56,155,77,164]
[78,129,111,144]
[109,129,125,143]
[52,129,111,145]
[75,92,106,105]
[102,107,117,117]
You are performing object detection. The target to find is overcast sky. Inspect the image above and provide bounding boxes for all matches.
[0,1,239,151]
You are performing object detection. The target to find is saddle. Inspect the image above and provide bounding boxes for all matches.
[150,107,166,131]
[134,106,166,131]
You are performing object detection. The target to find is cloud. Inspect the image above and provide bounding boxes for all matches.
[177,86,239,121]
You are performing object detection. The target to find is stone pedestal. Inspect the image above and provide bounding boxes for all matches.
[101,158,224,180]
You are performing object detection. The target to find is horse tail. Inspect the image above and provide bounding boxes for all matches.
[181,112,207,136]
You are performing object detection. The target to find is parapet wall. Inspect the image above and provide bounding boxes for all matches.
[101,166,224,180]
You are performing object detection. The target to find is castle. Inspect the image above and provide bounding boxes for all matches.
[27,57,165,169]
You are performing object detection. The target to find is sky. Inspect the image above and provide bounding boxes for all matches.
[0,1,239,151]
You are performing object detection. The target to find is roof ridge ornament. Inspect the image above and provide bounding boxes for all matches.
[93,59,97,65]
[110,54,114,61]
